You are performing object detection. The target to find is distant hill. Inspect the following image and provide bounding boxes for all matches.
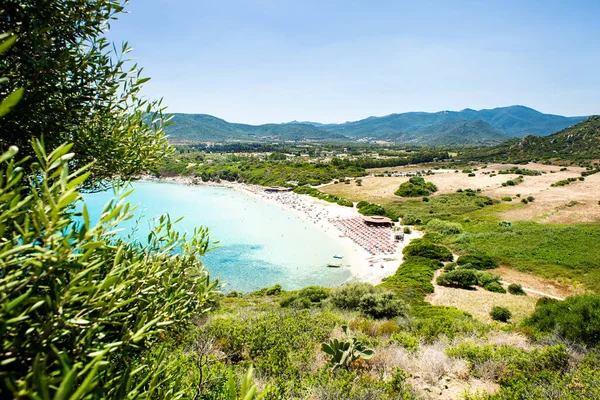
[463,116,600,161]
[318,106,586,139]
[165,106,587,144]
[388,119,508,145]
[167,114,347,142]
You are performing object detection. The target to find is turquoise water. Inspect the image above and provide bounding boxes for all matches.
[83,182,352,292]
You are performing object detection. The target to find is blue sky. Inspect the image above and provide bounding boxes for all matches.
[106,0,600,124]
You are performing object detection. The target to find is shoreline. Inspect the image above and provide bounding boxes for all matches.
[137,175,422,286]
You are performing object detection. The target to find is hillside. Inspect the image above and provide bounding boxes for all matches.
[320,106,585,139]
[166,113,347,142]
[393,119,508,145]
[462,115,600,162]
[166,106,586,144]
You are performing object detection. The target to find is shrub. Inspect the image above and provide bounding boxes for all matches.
[357,201,386,216]
[321,325,374,370]
[508,283,526,295]
[422,196,430,202]
[381,256,443,298]
[490,306,512,322]
[426,218,463,235]
[279,294,312,309]
[527,196,535,202]
[298,286,330,303]
[475,271,502,287]
[526,294,600,346]
[484,281,506,293]
[443,262,457,272]
[468,173,476,177]
[395,176,438,197]
[403,226,412,234]
[0,143,220,398]
[437,269,478,288]
[456,254,499,270]
[358,292,409,319]
[330,282,377,309]
[402,240,453,261]
[502,196,512,202]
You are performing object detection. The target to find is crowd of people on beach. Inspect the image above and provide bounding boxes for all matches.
[329,217,396,255]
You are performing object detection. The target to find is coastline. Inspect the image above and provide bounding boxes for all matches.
[137,175,422,286]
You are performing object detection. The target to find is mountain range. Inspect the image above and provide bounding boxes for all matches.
[465,115,600,161]
[166,106,587,145]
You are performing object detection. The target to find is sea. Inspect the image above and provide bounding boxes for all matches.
[82,181,353,293]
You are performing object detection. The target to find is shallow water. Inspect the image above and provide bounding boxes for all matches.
[83,182,352,292]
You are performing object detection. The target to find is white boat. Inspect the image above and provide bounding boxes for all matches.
[327,262,343,268]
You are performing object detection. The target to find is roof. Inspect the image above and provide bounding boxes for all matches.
[362,215,393,224]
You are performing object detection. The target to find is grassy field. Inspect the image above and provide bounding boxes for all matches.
[438,221,600,292]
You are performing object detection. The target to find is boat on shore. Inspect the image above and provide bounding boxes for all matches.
[327,262,343,268]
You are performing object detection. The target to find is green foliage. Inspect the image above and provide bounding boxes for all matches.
[381,257,443,298]
[426,218,463,235]
[249,284,283,297]
[226,366,268,400]
[0,1,171,187]
[358,292,409,319]
[475,271,502,287]
[526,294,600,346]
[403,226,412,234]
[498,167,541,176]
[280,286,330,308]
[457,254,499,270]
[490,306,512,322]
[387,192,496,226]
[402,239,453,261]
[0,143,219,398]
[501,196,512,202]
[330,282,378,310]
[293,186,353,207]
[437,269,478,288]
[321,325,375,370]
[483,281,506,293]
[395,176,438,197]
[356,201,387,216]
[507,283,526,295]
[410,305,486,342]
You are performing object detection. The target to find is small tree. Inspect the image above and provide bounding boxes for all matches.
[356,178,363,186]
[490,306,512,322]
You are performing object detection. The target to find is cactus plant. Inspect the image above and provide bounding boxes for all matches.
[321,325,375,370]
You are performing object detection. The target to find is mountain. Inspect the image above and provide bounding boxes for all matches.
[318,106,586,139]
[464,116,600,161]
[165,106,587,144]
[388,119,508,145]
[166,114,347,142]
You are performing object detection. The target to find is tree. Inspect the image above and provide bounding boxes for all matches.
[356,178,363,186]
[0,1,171,188]
[0,142,220,398]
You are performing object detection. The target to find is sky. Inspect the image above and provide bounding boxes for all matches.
[106,0,600,124]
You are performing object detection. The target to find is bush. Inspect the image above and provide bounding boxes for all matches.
[381,257,443,298]
[527,196,535,202]
[508,283,526,295]
[394,176,438,197]
[0,143,220,398]
[357,201,386,216]
[426,218,463,235]
[502,196,512,202]
[484,281,506,293]
[443,262,457,272]
[437,269,478,288]
[298,286,330,303]
[403,226,412,234]
[490,306,512,322]
[330,282,377,309]
[402,240,453,261]
[526,294,600,346]
[456,254,499,270]
[358,292,409,319]
[475,271,502,286]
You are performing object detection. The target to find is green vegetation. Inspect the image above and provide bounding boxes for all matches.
[294,186,353,207]
[508,283,526,296]
[551,177,584,187]
[0,2,171,187]
[321,325,375,370]
[402,239,453,261]
[498,167,541,176]
[356,200,387,216]
[456,254,499,270]
[394,176,438,197]
[489,306,512,322]
[526,294,600,346]
[437,269,478,288]
[463,116,600,163]
[0,143,219,398]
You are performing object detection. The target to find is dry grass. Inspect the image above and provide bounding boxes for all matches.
[321,162,600,223]
[368,341,498,399]
[427,271,538,324]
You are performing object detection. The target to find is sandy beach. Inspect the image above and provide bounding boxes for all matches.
[139,176,421,285]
